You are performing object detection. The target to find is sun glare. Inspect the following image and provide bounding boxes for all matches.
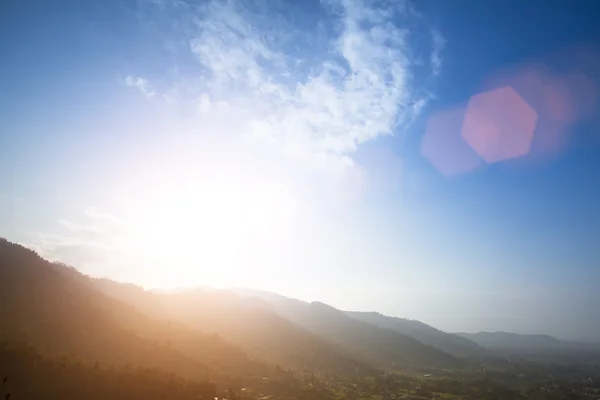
[119,174,299,288]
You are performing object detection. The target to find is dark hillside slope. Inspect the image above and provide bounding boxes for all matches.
[0,239,265,379]
[0,341,218,400]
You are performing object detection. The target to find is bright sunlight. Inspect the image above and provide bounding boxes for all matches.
[118,173,300,288]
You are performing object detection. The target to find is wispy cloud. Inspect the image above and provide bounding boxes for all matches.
[430,29,446,76]
[34,0,445,282]
[32,232,116,274]
[38,233,116,252]
[84,206,124,226]
[126,0,444,171]
[31,206,130,277]
[124,75,156,98]
[58,219,106,234]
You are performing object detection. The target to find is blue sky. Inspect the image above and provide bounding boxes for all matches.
[2,0,600,341]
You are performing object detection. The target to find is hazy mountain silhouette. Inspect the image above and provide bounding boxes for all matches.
[0,239,266,380]
[0,238,460,378]
[5,238,600,400]
[232,289,460,370]
[346,311,488,358]
[93,279,374,375]
[456,331,599,352]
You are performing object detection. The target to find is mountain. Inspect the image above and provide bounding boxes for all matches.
[233,289,460,370]
[346,311,488,358]
[94,279,374,375]
[456,331,598,352]
[0,341,218,400]
[0,238,266,380]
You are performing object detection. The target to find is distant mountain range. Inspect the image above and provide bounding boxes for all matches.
[232,289,464,370]
[456,331,599,352]
[94,279,374,375]
[345,311,488,358]
[0,238,468,379]
[3,237,599,387]
[95,281,464,371]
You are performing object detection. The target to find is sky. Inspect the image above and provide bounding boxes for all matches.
[2,0,600,342]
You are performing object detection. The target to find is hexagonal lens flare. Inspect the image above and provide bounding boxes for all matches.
[461,86,538,164]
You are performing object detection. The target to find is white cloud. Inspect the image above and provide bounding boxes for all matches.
[124,75,156,98]
[84,206,124,225]
[33,206,126,263]
[57,219,106,234]
[129,0,444,171]
[430,29,446,76]
[31,206,131,278]
[29,0,445,286]
[38,233,115,252]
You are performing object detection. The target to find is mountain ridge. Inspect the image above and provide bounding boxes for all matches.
[232,288,461,370]
[345,310,488,358]
[93,278,375,375]
[7,237,596,381]
[456,331,600,352]
[0,239,267,380]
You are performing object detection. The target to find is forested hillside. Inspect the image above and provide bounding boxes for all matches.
[0,239,264,381]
